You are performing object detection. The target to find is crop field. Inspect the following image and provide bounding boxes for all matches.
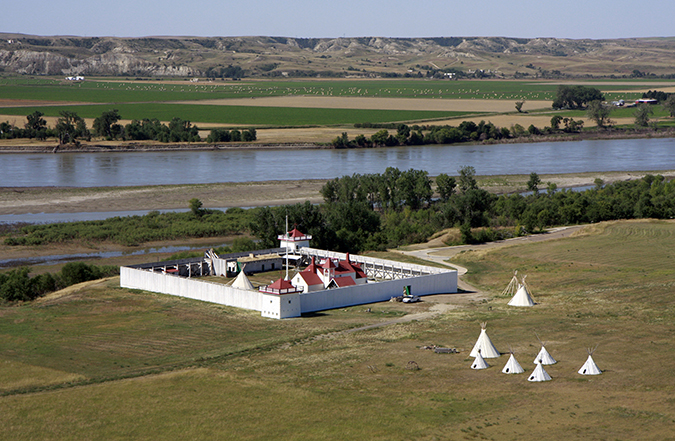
[0,77,661,102]
[0,103,471,126]
[0,77,673,131]
[1,219,674,440]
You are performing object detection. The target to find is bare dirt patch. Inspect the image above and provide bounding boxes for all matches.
[0,180,327,215]
[172,96,553,113]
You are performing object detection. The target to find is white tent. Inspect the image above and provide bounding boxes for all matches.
[502,350,525,374]
[533,336,557,365]
[471,349,489,370]
[508,281,535,307]
[230,269,255,290]
[528,362,552,382]
[470,322,500,358]
[578,347,602,375]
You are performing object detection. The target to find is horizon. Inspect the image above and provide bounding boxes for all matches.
[4,0,675,41]
[3,33,675,41]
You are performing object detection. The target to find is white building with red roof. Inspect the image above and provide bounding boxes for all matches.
[292,256,325,293]
[278,227,312,251]
[258,277,302,319]
[291,253,368,292]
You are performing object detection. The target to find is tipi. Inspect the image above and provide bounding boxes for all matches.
[528,361,552,382]
[501,271,520,296]
[533,335,557,365]
[578,347,602,375]
[230,269,255,290]
[508,275,535,307]
[471,349,489,370]
[502,347,525,374]
[470,322,500,358]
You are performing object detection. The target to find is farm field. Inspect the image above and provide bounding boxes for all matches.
[1,219,674,440]
[1,77,673,134]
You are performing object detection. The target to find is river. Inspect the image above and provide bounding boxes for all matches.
[1,137,674,188]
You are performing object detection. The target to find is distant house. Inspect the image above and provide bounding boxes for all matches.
[635,98,657,104]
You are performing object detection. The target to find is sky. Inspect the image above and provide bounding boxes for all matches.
[4,0,674,40]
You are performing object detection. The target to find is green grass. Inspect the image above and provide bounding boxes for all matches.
[0,103,471,126]
[0,77,661,104]
[2,220,675,439]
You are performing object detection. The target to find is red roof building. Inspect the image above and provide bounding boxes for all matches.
[259,277,303,295]
[278,227,312,251]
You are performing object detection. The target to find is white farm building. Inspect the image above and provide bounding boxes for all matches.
[120,229,457,319]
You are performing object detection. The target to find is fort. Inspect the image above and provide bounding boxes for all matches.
[120,228,457,318]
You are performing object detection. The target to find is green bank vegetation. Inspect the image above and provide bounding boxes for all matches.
[0,262,118,302]
[5,169,675,255]
[1,220,674,439]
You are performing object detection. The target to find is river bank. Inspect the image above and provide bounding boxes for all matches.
[1,126,674,154]
[2,170,673,217]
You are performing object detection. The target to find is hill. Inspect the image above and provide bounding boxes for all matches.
[2,34,675,78]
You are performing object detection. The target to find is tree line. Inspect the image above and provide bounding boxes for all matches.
[251,168,675,252]
[0,110,257,144]
[0,262,118,303]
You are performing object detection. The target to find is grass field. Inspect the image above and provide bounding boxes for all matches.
[1,219,674,440]
[0,77,661,102]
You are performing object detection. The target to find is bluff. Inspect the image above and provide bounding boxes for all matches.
[1,34,674,78]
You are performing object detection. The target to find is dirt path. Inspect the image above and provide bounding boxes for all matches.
[392,225,586,306]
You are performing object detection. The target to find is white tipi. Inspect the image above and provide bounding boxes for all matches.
[533,335,557,365]
[528,361,552,382]
[578,347,602,375]
[470,322,500,358]
[471,349,489,370]
[502,347,525,374]
[508,275,535,307]
[230,268,255,290]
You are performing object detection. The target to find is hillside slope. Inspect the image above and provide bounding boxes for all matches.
[1,35,675,78]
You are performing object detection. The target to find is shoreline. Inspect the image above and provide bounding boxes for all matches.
[2,170,674,217]
[0,126,674,154]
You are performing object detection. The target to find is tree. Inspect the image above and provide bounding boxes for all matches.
[552,85,603,109]
[634,104,654,127]
[92,109,122,140]
[370,129,389,146]
[168,118,200,142]
[435,173,456,202]
[55,111,89,145]
[189,198,204,217]
[550,115,563,130]
[458,166,478,193]
[206,128,231,143]
[242,128,257,142]
[527,172,541,194]
[24,111,47,140]
[586,100,612,128]
[662,95,675,117]
[515,101,525,113]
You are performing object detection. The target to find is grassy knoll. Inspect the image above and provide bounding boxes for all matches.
[1,219,675,439]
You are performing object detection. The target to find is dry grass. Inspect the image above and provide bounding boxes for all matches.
[2,219,675,440]
[173,96,553,113]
